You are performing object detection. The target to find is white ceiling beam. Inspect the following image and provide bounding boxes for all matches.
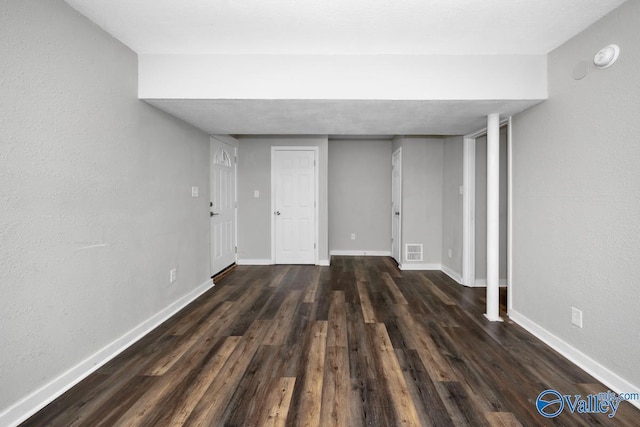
[139,54,547,101]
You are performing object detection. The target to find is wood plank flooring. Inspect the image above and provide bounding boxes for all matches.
[23,257,640,426]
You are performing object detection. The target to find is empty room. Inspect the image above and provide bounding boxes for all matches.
[2,0,639,425]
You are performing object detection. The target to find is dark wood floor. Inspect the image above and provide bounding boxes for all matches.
[23,257,639,426]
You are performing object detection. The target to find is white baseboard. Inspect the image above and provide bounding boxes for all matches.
[441,265,463,284]
[0,279,215,427]
[237,259,331,266]
[237,259,273,265]
[399,263,442,271]
[473,278,508,287]
[329,250,391,256]
[509,309,640,410]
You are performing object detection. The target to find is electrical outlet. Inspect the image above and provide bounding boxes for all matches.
[350,233,356,240]
[571,306,583,328]
[170,268,177,284]
[254,190,260,198]
[191,186,199,197]
[448,248,452,258]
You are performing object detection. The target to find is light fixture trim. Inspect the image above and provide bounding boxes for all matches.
[594,44,620,69]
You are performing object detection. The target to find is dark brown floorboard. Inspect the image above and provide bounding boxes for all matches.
[22,257,640,426]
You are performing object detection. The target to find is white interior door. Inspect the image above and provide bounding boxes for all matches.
[391,148,402,263]
[210,138,237,275]
[273,149,316,264]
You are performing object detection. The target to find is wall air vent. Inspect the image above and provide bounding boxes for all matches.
[405,244,423,262]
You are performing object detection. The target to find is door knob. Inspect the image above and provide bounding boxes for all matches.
[210,212,220,217]
[210,201,213,207]
[275,211,281,215]
[395,211,400,216]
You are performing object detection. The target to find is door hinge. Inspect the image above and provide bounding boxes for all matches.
[235,246,237,253]
[314,243,317,249]
[234,156,237,164]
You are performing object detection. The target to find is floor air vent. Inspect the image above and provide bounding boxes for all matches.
[405,244,423,262]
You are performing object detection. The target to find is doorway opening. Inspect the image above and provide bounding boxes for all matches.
[462,118,512,315]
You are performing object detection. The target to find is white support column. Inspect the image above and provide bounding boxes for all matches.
[485,113,502,321]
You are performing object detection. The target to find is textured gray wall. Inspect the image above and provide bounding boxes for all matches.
[399,137,444,265]
[0,0,210,414]
[441,136,464,277]
[328,139,392,253]
[512,1,640,387]
[237,136,329,263]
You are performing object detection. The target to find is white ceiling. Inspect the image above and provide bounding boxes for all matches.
[64,0,626,135]
[145,99,541,136]
[65,0,624,55]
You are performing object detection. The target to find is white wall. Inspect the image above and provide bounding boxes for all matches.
[512,0,640,390]
[328,139,392,254]
[236,136,329,264]
[441,136,464,280]
[139,54,547,101]
[393,137,444,268]
[0,0,211,421]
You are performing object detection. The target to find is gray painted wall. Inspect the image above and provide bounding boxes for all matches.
[0,0,210,414]
[237,136,329,263]
[395,137,444,266]
[474,127,508,282]
[442,136,464,277]
[328,139,392,253]
[512,1,640,387]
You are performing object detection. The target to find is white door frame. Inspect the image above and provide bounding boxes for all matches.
[462,119,513,312]
[270,146,319,265]
[209,134,238,277]
[506,117,513,313]
[391,147,402,263]
[462,134,477,287]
